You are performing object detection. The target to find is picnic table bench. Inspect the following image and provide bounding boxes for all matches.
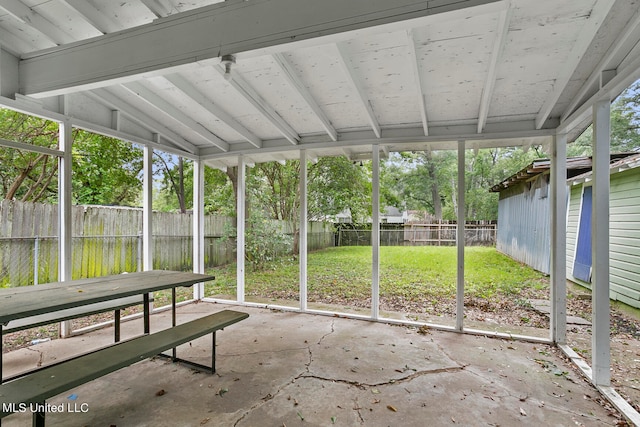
[0,309,248,426]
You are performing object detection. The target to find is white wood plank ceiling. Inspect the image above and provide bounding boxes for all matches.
[1,0,640,169]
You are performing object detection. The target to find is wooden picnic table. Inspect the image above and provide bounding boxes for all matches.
[0,270,213,380]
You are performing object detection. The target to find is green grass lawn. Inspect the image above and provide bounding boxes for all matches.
[205,246,548,306]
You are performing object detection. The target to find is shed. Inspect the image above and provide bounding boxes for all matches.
[490,153,640,308]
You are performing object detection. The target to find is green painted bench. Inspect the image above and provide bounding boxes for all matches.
[1,295,148,342]
[0,309,248,426]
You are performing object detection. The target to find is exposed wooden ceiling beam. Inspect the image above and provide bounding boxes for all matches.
[162,74,263,148]
[212,65,300,145]
[19,0,502,97]
[0,0,75,45]
[87,88,197,154]
[334,43,381,138]
[477,1,511,134]
[406,30,429,136]
[535,0,615,130]
[121,81,229,152]
[140,0,173,18]
[272,53,337,142]
[60,0,123,34]
[561,6,640,123]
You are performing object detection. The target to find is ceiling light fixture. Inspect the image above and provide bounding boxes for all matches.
[221,54,236,81]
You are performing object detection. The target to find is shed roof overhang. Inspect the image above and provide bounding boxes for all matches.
[1,0,640,167]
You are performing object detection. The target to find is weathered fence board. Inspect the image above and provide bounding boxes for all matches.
[0,201,334,287]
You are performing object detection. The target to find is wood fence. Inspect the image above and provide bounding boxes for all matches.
[0,200,334,287]
[337,221,496,247]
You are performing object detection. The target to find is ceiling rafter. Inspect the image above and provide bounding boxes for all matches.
[59,0,123,34]
[213,65,300,145]
[535,0,616,130]
[0,27,37,55]
[477,1,511,134]
[121,81,229,152]
[561,7,640,124]
[334,43,381,138]
[87,88,197,154]
[0,0,75,45]
[406,29,429,136]
[162,74,263,148]
[272,53,338,142]
[140,0,173,18]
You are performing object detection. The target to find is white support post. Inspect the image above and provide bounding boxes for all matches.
[143,145,154,314]
[193,158,205,300]
[592,99,611,386]
[456,140,465,331]
[143,146,153,270]
[58,120,73,337]
[299,150,308,311]
[372,146,380,320]
[550,133,567,344]
[237,156,246,303]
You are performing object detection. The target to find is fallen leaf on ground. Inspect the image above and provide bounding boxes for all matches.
[387,405,397,412]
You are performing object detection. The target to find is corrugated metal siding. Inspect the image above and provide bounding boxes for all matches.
[496,174,551,274]
[567,167,640,308]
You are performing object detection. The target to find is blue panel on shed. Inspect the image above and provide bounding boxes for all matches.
[573,186,592,282]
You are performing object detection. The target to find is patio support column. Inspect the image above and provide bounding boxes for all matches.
[58,120,73,337]
[372,145,380,320]
[142,146,153,271]
[299,150,308,311]
[193,158,205,300]
[592,99,611,386]
[550,133,567,344]
[456,140,465,331]
[237,155,246,303]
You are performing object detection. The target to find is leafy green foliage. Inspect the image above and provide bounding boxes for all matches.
[72,131,143,206]
[222,208,294,271]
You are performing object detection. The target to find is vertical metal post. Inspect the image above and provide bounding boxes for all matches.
[550,134,567,344]
[193,159,205,300]
[372,146,380,320]
[33,236,39,285]
[299,150,308,311]
[456,140,465,331]
[237,156,246,303]
[592,99,611,386]
[59,120,73,338]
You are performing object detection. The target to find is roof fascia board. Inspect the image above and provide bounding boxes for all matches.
[19,0,503,98]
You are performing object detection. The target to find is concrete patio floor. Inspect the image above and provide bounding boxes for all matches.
[2,302,625,426]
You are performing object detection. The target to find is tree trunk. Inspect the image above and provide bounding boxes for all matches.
[424,149,442,220]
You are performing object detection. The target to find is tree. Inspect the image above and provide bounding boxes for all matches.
[0,108,145,206]
[72,131,143,206]
[308,156,372,223]
[0,109,59,203]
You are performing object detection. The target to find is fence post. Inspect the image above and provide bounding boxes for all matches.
[33,236,39,285]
